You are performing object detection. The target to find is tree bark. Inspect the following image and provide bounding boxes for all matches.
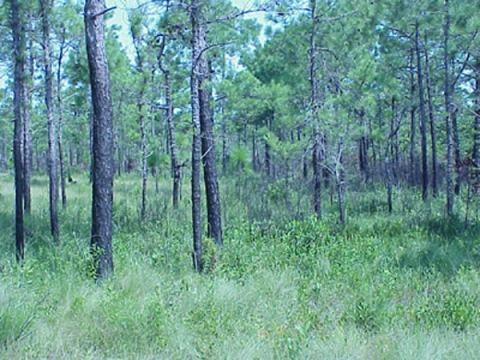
[415,23,428,201]
[444,0,454,215]
[474,60,480,168]
[424,36,438,197]
[131,31,148,221]
[23,17,33,215]
[10,0,25,262]
[41,0,60,242]
[310,0,322,220]
[84,0,114,281]
[57,35,67,208]
[191,3,223,247]
[409,50,417,186]
[190,0,204,272]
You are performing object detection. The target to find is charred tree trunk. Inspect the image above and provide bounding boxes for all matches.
[415,23,428,201]
[443,0,454,215]
[310,0,321,220]
[10,0,25,262]
[200,64,223,246]
[424,36,438,197]
[41,0,59,242]
[474,61,480,169]
[163,71,180,210]
[409,51,417,186]
[85,0,115,281]
[336,141,345,225]
[57,35,67,208]
[452,108,461,195]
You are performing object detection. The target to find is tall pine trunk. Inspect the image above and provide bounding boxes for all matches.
[40,0,59,242]
[57,36,67,208]
[10,0,25,262]
[85,0,115,281]
[424,37,438,197]
[310,0,322,220]
[444,0,454,215]
[474,60,480,168]
[190,0,204,272]
[415,23,428,201]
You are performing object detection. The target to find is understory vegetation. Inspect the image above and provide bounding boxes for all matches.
[1,173,480,359]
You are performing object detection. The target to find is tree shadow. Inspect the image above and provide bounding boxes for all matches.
[398,215,480,277]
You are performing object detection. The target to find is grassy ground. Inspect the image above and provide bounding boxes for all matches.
[1,172,480,359]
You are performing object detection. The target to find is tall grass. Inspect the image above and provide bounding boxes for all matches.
[0,172,479,359]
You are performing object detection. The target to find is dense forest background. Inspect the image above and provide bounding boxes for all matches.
[1,0,480,358]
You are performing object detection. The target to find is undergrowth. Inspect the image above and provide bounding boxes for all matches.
[0,172,479,359]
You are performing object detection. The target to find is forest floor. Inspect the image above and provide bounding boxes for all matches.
[1,172,480,359]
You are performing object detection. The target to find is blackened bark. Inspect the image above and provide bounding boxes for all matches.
[10,0,25,262]
[474,61,480,168]
[452,108,461,194]
[85,0,114,281]
[409,51,417,186]
[444,0,454,215]
[310,0,321,219]
[57,36,67,208]
[336,141,345,225]
[165,72,181,210]
[41,0,59,242]
[424,38,438,197]
[200,77,223,245]
[415,23,428,201]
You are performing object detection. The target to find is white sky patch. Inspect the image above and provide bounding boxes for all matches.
[106,0,267,62]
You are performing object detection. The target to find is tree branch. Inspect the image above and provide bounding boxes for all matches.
[91,6,116,19]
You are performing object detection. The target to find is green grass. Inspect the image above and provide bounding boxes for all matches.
[1,172,480,359]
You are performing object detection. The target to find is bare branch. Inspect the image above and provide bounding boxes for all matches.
[91,6,117,19]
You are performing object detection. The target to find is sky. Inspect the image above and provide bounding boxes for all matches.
[105,0,267,60]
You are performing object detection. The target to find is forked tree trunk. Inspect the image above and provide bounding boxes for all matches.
[41,0,59,242]
[10,0,25,262]
[84,0,115,281]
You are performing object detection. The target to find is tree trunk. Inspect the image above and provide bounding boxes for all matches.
[57,36,67,208]
[474,60,480,168]
[199,61,223,246]
[10,0,25,262]
[190,0,204,272]
[310,0,321,220]
[41,0,60,242]
[409,50,417,186]
[452,107,461,194]
[131,25,149,221]
[336,141,345,225]
[84,0,115,281]
[165,71,181,210]
[424,36,438,197]
[444,0,454,215]
[415,23,428,201]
